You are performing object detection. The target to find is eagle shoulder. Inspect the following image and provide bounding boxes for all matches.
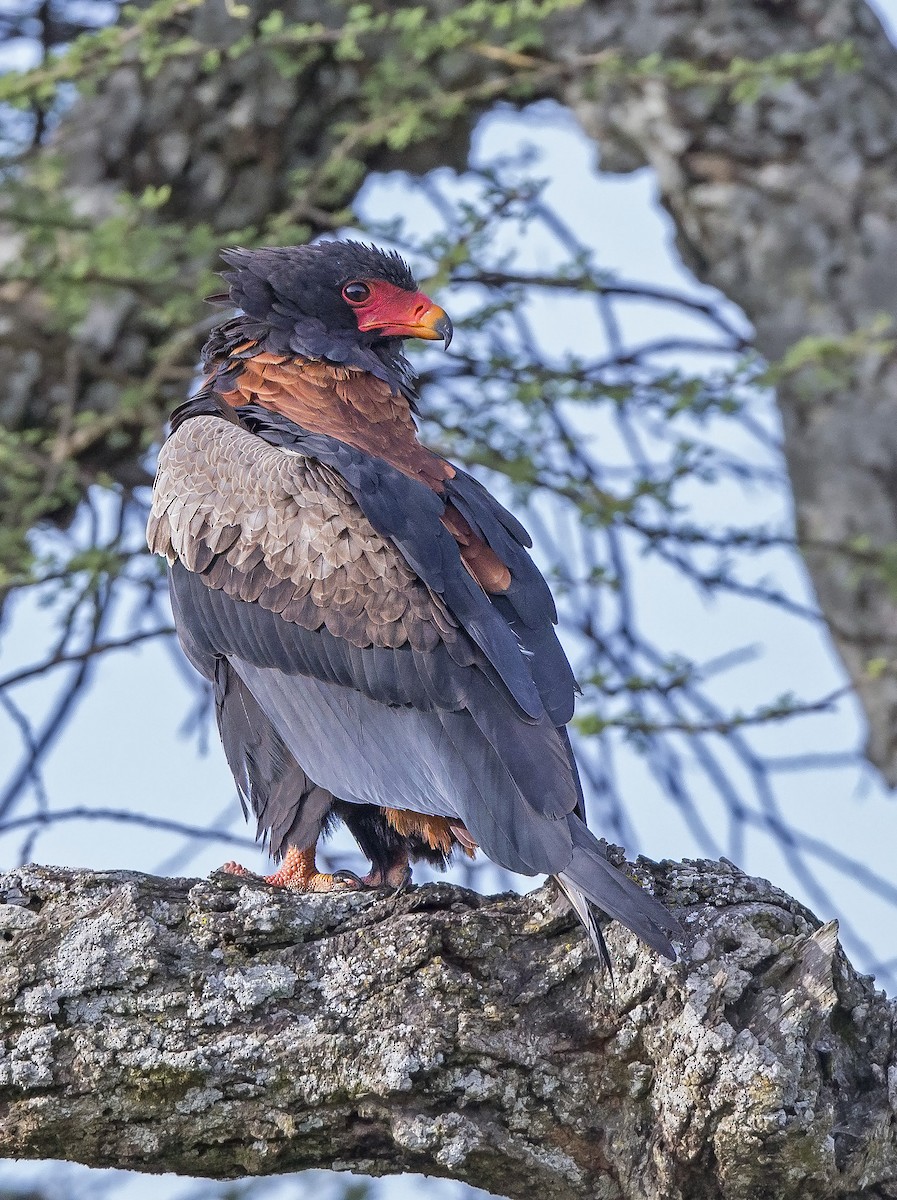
[147,414,455,651]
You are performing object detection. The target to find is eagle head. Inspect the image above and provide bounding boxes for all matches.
[215,241,452,384]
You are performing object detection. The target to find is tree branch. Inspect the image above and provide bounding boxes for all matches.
[0,860,893,1199]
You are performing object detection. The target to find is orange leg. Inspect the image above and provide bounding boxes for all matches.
[220,844,362,893]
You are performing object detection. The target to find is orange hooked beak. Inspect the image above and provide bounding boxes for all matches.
[352,282,453,349]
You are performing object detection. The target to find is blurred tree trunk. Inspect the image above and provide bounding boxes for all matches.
[561,0,897,784]
[0,861,894,1200]
[4,0,897,779]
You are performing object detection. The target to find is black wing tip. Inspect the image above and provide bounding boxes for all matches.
[646,925,679,960]
[607,904,681,961]
[560,829,685,962]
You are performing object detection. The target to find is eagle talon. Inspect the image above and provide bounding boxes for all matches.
[219,860,257,879]
[219,847,361,893]
[332,869,365,888]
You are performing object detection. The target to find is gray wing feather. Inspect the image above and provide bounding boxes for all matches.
[172,562,579,827]
[213,658,334,857]
[229,656,574,876]
[156,414,682,959]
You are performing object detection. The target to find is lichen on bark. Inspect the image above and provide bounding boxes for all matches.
[0,859,894,1199]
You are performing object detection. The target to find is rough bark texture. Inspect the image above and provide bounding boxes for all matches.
[5,0,897,778]
[0,860,894,1199]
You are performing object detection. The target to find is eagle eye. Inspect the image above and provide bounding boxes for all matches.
[342,281,371,304]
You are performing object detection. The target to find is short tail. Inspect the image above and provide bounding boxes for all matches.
[556,816,682,961]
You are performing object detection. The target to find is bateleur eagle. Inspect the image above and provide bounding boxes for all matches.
[147,239,681,963]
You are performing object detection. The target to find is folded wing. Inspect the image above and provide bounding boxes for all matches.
[149,408,680,957]
[149,412,580,873]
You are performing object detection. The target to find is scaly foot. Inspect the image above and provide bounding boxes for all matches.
[220,844,362,893]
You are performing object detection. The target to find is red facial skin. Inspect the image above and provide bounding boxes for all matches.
[343,279,451,342]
